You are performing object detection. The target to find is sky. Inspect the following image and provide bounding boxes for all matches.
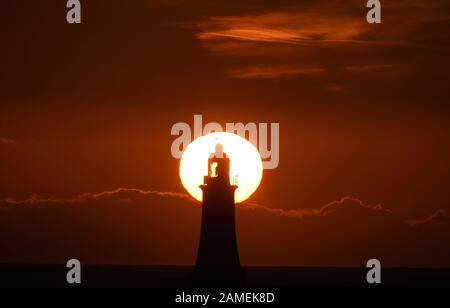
[1,0,450,267]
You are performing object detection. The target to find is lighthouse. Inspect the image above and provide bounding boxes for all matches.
[193,143,243,286]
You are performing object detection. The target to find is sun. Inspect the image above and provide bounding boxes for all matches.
[179,132,263,203]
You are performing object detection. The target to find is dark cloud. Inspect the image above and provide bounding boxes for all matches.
[4,188,193,205]
[408,210,450,226]
[243,197,390,219]
[1,188,449,267]
[0,188,200,265]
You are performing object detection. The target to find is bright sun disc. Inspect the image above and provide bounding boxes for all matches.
[180,132,263,203]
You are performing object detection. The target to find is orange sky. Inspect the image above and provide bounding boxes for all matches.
[1,0,450,267]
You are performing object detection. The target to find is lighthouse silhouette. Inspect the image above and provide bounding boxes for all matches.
[193,143,244,286]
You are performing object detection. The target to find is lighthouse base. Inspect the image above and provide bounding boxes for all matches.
[191,266,246,287]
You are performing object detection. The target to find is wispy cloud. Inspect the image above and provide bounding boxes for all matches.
[0,137,15,145]
[195,0,450,48]
[344,64,393,73]
[192,0,450,83]
[325,83,345,93]
[197,12,371,48]
[227,65,325,79]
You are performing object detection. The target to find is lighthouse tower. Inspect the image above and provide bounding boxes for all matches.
[193,143,243,285]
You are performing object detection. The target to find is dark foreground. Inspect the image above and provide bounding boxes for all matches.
[0,264,449,288]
